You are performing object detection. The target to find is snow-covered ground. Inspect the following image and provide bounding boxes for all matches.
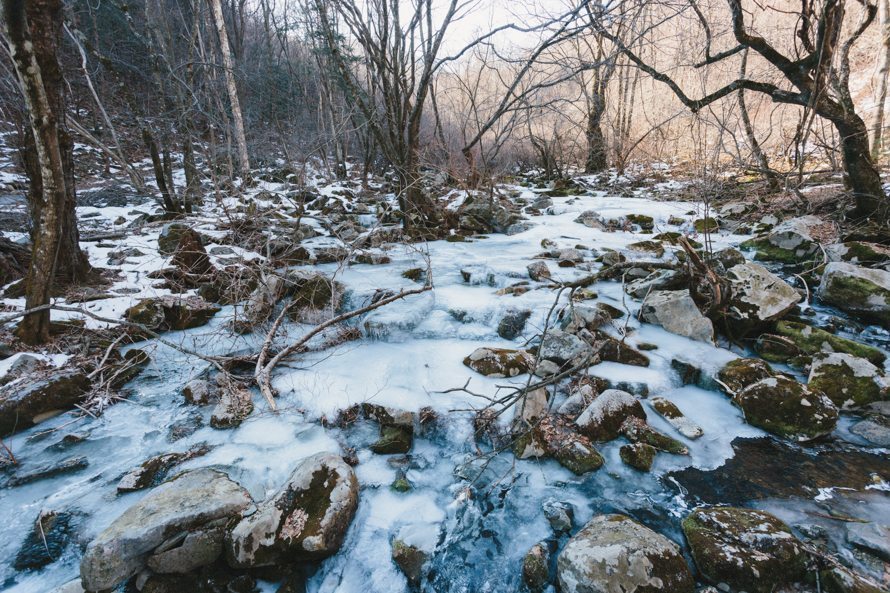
[0,168,886,592]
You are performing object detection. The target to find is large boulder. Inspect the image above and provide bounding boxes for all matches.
[740,215,827,263]
[463,347,533,377]
[826,241,890,267]
[640,290,714,343]
[682,507,808,593]
[722,262,799,334]
[457,193,523,234]
[0,368,91,435]
[575,389,646,442]
[770,320,886,367]
[818,262,890,327]
[808,352,888,408]
[734,376,838,441]
[557,514,694,593]
[80,469,251,592]
[226,452,358,567]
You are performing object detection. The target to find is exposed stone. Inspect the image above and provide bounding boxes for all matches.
[226,452,358,567]
[722,262,799,335]
[619,417,688,455]
[0,368,91,435]
[649,397,703,439]
[392,539,428,588]
[740,215,826,263]
[498,309,532,340]
[540,415,604,475]
[845,522,890,561]
[819,262,890,327]
[640,290,714,343]
[808,352,888,408]
[158,223,191,255]
[850,418,890,446]
[542,500,574,534]
[457,193,523,234]
[557,514,694,593]
[826,241,890,267]
[527,261,552,282]
[7,456,89,487]
[117,445,211,493]
[125,296,221,331]
[80,469,251,592]
[539,329,593,366]
[773,321,886,366]
[625,269,685,299]
[619,443,656,472]
[171,228,214,276]
[733,376,838,441]
[210,381,254,429]
[560,305,610,334]
[575,389,646,442]
[463,347,533,378]
[182,379,217,405]
[682,507,808,593]
[146,522,225,574]
[522,541,551,593]
[717,358,774,395]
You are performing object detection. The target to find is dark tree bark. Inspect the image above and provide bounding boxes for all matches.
[592,0,887,221]
[3,0,92,344]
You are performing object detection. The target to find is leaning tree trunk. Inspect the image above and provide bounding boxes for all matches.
[3,0,92,344]
[208,0,251,181]
[836,114,888,220]
[873,0,890,160]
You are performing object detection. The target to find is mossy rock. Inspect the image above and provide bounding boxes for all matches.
[625,214,654,232]
[808,352,888,408]
[620,417,688,454]
[391,539,428,588]
[754,333,804,364]
[693,217,719,232]
[682,507,808,593]
[285,272,344,312]
[740,236,816,264]
[733,376,838,441]
[774,321,886,366]
[818,262,890,327]
[619,442,656,471]
[717,358,774,395]
[827,241,890,267]
[627,240,665,257]
[522,542,551,593]
[370,425,413,454]
[401,267,426,282]
[463,347,533,378]
[550,437,604,475]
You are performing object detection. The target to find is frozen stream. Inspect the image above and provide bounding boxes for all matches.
[1,186,887,592]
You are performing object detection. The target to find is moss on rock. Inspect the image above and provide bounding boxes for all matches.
[733,376,838,441]
[716,358,774,395]
[775,321,886,366]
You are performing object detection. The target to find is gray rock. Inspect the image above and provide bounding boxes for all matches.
[640,290,714,343]
[560,305,610,334]
[808,352,888,408]
[80,469,251,592]
[146,522,225,573]
[226,452,359,567]
[539,330,592,366]
[557,514,694,593]
[850,419,890,446]
[182,379,217,405]
[542,500,574,534]
[846,522,890,561]
[463,347,533,378]
[210,381,254,429]
[527,261,552,282]
[649,397,703,439]
[818,262,890,327]
[497,309,532,340]
[624,269,684,299]
[0,368,91,435]
[724,262,800,334]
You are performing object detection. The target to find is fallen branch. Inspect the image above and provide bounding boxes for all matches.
[254,283,433,411]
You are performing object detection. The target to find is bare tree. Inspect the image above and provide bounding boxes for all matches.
[311,0,472,234]
[2,0,92,344]
[872,0,890,159]
[591,0,887,220]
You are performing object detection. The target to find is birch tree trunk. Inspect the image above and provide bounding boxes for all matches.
[3,0,92,344]
[209,0,251,180]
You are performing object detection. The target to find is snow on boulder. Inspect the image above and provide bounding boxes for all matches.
[80,469,251,592]
[808,352,889,408]
[640,289,714,343]
[463,347,534,378]
[818,262,890,327]
[557,514,694,593]
[575,389,645,442]
[539,329,593,367]
[226,452,358,567]
[733,376,838,442]
[740,215,828,263]
[682,507,808,593]
[722,262,799,335]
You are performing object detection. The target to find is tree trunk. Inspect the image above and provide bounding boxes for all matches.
[739,51,779,191]
[836,114,888,220]
[398,152,439,236]
[3,0,92,344]
[873,0,890,160]
[585,99,608,173]
[208,0,251,180]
